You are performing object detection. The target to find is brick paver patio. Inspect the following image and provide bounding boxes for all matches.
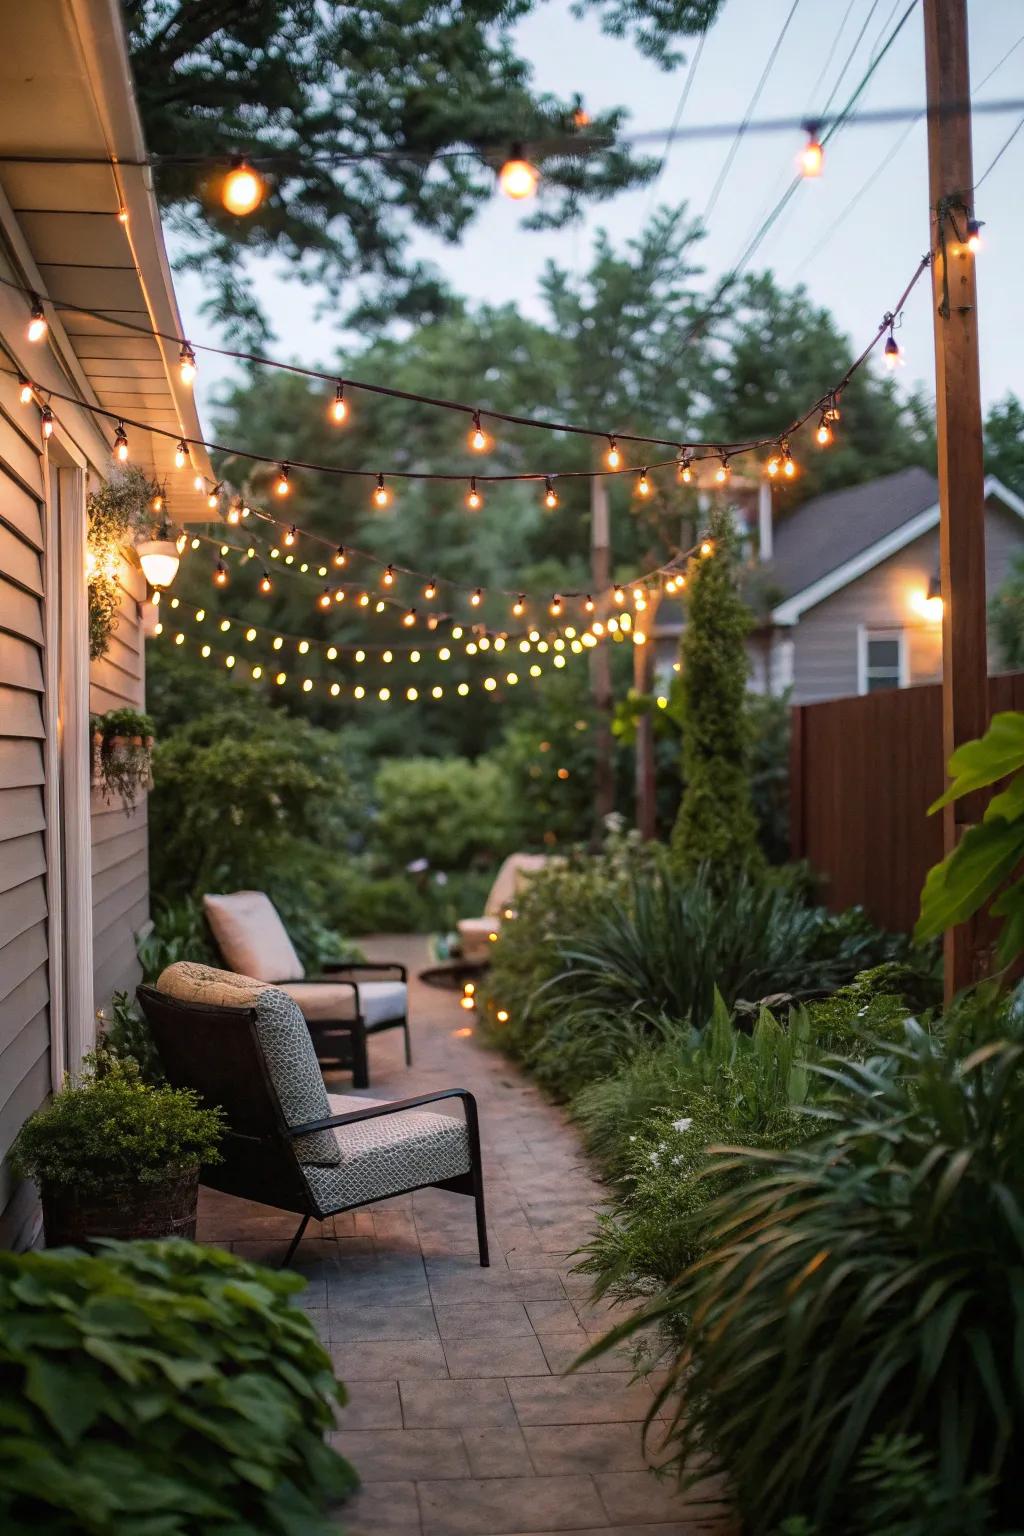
[196,936,735,1536]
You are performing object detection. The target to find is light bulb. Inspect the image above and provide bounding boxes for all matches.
[470,588,482,607]
[113,422,129,462]
[466,477,483,510]
[207,484,222,510]
[884,333,903,369]
[767,453,780,478]
[637,468,651,497]
[222,159,265,216]
[382,564,395,587]
[150,490,164,514]
[613,585,625,605]
[424,579,437,600]
[816,415,833,447]
[175,439,187,469]
[18,378,32,405]
[799,132,824,178]
[178,343,197,385]
[584,595,594,613]
[319,587,331,609]
[274,464,290,497]
[41,407,54,440]
[226,500,241,524]
[606,437,621,470]
[715,456,730,484]
[550,594,563,617]
[214,561,228,587]
[403,608,417,628]
[498,146,539,200]
[359,591,370,607]
[469,411,489,453]
[259,571,272,593]
[700,539,714,558]
[283,524,296,547]
[26,298,46,343]
[193,473,204,492]
[330,381,348,423]
[117,205,129,224]
[373,474,390,508]
[512,595,525,617]
[334,545,347,567]
[544,477,558,509]
[966,217,984,254]
[782,445,796,478]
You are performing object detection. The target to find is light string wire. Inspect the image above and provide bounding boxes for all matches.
[2,250,933,494]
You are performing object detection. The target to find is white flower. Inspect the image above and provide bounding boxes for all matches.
[672,1117,693,1133]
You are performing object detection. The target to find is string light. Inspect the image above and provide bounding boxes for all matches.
[259,571,272,594]
[193,472,204,492]
[966,217,984,253]
[207,483,222,510]
[226,499,242,524]
[318,587,331,609]
[283,524,297,547]
[274,464,291,497]
[799,126,824,178]
[41,406,54,440]
[150,488,165,514]
[330,381,348,423]
[884,314,904,369]
[113,422,129,462]
[175,439,187,469]
[678,450,694,484]
[466,477,483,510]
[714,455,730,484]
[584,594,594,613]
[700,538,714,558]
[512,595,526,618]
[331,545,347,569]
[222,159,265,216]
[766,451,780,478]
[613,585,625,605]
[214,560,228,587]
[606,437,621,470]
[782,440,796,478]
[18,377,32,405]
[470,588,483,607]
[498,146,539,201]
[816,412,833,447]
[424,577,438,600]
[373,474,391,509]
[550,594,563,617]
[544,477,558,509]
[178,343,198,385]
[469,411,489,453]
[382,564,395,588]
[403,608,417,628]
[26,297,46,343]
[637,468,651,497]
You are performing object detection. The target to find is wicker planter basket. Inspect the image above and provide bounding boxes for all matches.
[42,1166,200,1247]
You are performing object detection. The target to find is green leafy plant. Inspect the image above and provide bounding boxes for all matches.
[11,1051,223,1193]
[0,1239,357,1533]
[92,708,156,810]
[593,1023,1024,1533]
[86,469,161,660]
[136,897,219,984]
[99,990,165,1083]
[371,756,514,870]
[916,710,1024,963]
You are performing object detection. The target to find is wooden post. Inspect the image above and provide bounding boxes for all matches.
[922,0,988,1000]
[590,467,615,839]
[634,589,661,840]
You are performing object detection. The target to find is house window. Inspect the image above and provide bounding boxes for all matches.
[858,627,907,694]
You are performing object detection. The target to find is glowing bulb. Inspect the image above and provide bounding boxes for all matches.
[512,595,525,617]
[884,333,903,369]
[178,343,197,385]
[966,217,984,254]
[466,477,483,510]
[403,608,416,628]
[379,687,391,702]
[175,440,187,469]
[606,437,621,470]
[274,464,290,497]
[457,682,469,696]
[432,685,443,699]
[332,546,347,569]
[41,407,54,440]
[498,147,539,200]
[799,132,824,178]
[359,591,370,607]
[330,682,340,697]
[226,500,241,524]
[544,477,558,509]
[113,422,129,462]
[424,579,438,600]
[373,474,391,509]
[584,595,594,613]
[330,381,348,423]
[193,473,204,492]
[637,468,651,497]
[816,415,833,447]
[613,585,625,605]
[782,447,796,478]
[117,205,129,224]
[715,456,730,484]
[214,561,228,587]
[327,646,338,660]
[354,685,365,699]
[259,571,272,594]
[700,539,714,558]
[550,595,563,617]
[246,627,256,641]
[767,454,780,478]
[406,687,418,701]
[319,587,331,609]
[678,451,694,484]
[26,298,46,343]
[382,564,395,587]
[201,644,211,658]
[470,589,482,607]
[18,378,32,405]
[222,159,265,216]
[469,412,489,453]
[207,484,222,510]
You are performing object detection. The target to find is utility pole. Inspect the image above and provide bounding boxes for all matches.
[922,0,988,1000]
[633,589,659,840]
[590,466,615,840]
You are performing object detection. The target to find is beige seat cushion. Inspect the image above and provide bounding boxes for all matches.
[281,980,407,1027]
[456,916,501,964]
[302,1092,470,1213]
[203,891,304,983]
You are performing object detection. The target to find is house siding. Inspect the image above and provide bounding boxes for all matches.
[0,372,50,1250]
[90,561,149,1014]
[787,501,1024,704]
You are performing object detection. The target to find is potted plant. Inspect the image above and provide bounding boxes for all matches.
[11,1049,224,1246]
[93,706,155,809]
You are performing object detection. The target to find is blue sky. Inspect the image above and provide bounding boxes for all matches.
[177,0,1024,418]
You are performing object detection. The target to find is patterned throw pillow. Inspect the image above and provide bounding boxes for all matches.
[156,962,341,1166]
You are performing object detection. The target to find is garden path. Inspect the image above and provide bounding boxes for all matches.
[196,935,734,1536]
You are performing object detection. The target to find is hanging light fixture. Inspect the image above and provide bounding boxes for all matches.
[113,422,129,462]
[178,343,198,385]
[330,380,348,423]
[799,125,824,178]
[498,144,539,201]
[222,158,266,216]
[466,477,483,510]
[544,477,558,509]
[26,295,47,343]
[174,439,188,469]
[137,530,181,591]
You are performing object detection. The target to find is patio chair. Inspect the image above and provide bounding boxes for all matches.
[203,890,409,1089]
[136,962,488,1269]
[456,853,549,963]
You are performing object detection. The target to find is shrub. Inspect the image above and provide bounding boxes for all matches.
[0,1240,357,1533]
[600,1023,1024,1533]
[371,756,514,870]
[99,990,165,1082]
[11,1052,223,1192]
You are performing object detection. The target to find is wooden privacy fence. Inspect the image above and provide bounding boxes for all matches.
[789,672,1024,935]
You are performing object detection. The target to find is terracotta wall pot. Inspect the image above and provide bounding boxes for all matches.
[42,1165,200,1247]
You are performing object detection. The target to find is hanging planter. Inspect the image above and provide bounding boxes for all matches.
[92,707,155,811]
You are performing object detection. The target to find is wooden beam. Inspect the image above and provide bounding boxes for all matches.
[922,0,988,1000]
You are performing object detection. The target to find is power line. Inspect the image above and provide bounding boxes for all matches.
[975,113,1024,190]
[645,26,709,208]
[804,0,858,116]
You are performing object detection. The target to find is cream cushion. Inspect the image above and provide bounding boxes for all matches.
[281,980,407,1027]
[203,891,304,983]
[155,961,341,1166]
[456,916,501,964]
[302,1092,471,1213]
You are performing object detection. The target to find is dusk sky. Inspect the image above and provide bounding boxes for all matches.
[177,0,1024,419]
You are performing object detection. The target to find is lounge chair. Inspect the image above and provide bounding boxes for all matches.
[456,853,549,963]
[202,890,409,1089]
[137,962,488,1268]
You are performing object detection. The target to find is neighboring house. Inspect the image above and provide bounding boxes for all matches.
[654,466,1024,705]
[0,0,211,1248]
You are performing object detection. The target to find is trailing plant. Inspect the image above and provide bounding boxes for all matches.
[670,503,762,878]
[917,709,1024,966]
[591,1023,1024,1533]
[0,1239,357,1534]
[11,1050,223,1193]
[86,468,161,660]
[92,707,156,810]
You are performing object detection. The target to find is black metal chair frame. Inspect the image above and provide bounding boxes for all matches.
[136,984,488,1268]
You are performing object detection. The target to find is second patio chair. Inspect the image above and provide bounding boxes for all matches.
[203,890,409,1089]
